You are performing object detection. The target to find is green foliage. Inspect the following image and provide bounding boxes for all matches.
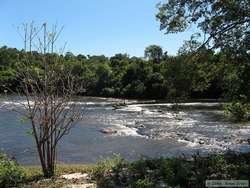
[224,95,250,122]
[0,68,16,93]
[156,0,250,102]
[93,153,250,188]
[94,155,128,188]
[145,72,166,98]
[0,152,25,187]
[0,45,249,102]
[144,45,164,64]
[101,87,115,97]
[128,178,157,188]
[122,81,146,98]
[177,34,202,55]
[156,0,250,54]
[20,116,29,124]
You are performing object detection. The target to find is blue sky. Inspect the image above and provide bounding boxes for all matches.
[0,0,195,57]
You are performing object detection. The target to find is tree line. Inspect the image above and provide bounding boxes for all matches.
[0,44,249,101]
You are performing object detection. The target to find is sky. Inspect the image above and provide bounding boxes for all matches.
[0,0,196,57]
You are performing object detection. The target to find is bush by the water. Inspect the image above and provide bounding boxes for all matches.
[0,152,25,187]
[93,153,250,188]
[224,96,250,122]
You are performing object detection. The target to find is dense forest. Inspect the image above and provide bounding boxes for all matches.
[0,45,249,101]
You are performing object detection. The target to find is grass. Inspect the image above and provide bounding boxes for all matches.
[4,152,250,187]
[23,164,96,176]
[19,164,96,188]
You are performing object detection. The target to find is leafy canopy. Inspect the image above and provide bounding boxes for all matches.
[156,0,250,53]
[144,45,163,63]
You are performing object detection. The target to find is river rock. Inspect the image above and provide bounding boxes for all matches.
[100,128,117,134]
[234,138,249,144]
[223,135,231,139]
[135,124,145,129]
[176,132,184,136]
[175,117,182,121]
[247,138,250,145]
[199,140,205,145]
[231,134,237,138]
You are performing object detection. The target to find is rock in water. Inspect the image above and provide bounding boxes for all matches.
[100,128,117,134]
[247,138,250,145]
[199,140,205,145]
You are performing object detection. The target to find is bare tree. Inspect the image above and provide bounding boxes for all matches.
[11,22,84,177]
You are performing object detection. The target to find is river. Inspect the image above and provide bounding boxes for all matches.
[0,97,250,165]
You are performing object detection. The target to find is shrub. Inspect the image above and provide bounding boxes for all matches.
[93,155,129,187]
[128,178,157,188]
[101,87,115,97]
[93,153,250,188]
[224,96,250,122]
[122,81,146,98]
[0,152,25,187]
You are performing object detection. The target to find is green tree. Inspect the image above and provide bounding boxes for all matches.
[160,56,193,99]
[156,0,250,53]
[76,54,86,62]
[64,51,75,61]
[144,45,163,64]
[145,72,166,98]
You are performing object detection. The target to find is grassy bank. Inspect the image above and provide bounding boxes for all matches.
[21,164,96,188]
[1,152,250,187]
[23,164,96,177]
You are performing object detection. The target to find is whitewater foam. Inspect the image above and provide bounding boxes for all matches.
[110,123,145,137]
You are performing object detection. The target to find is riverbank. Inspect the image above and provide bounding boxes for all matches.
[3,152,249,188]
[21,164,97,188]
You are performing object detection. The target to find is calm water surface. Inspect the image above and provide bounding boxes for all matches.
[0,97,250,165]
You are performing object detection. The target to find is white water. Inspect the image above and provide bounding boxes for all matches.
[0,97,249,164]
